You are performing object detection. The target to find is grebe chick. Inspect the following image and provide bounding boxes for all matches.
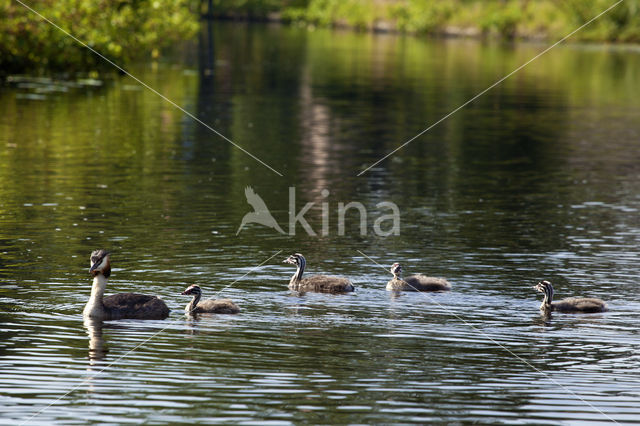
[386,262,451,292]
[283,253,354,294]
[181,284,240,314]
[83,250,170,320]
[534,280,607,313]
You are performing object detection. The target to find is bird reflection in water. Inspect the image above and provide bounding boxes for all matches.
[184,314,201,336]
[83,318,108,394]
[84,318,108,361]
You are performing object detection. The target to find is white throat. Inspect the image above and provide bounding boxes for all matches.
[83,274,107,318]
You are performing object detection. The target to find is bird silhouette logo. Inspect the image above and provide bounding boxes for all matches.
[236,186,285,235]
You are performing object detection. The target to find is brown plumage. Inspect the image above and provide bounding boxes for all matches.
[181,284,240,314]
[386,262,451,292]
[84,250,170,320]
[101,293,170,320]
[534,280,607,313]
[283,253,354,294]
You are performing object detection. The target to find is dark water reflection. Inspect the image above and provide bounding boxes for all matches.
[1,22,640,424]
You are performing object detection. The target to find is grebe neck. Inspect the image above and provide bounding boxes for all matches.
[289,258,306,290]
[186,291,201,313]
[541,282,554,308]
[83,274,107,318]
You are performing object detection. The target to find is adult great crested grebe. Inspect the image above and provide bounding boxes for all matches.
[386,262,451,292]
[83,250,170,320]
[283,253,354,294]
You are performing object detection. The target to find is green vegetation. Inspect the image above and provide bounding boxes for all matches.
[2,0,640,75]
[211,0,640,42]
[0,0,199,75]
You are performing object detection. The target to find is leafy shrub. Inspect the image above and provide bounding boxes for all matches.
[0,0,199,75]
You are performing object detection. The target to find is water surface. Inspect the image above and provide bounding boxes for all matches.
[1,22,640,424]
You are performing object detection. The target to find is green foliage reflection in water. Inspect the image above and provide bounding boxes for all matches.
[3,24,640,258]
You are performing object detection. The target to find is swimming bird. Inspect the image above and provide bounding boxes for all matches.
[534,280,607,313]
[236,186,285,235]
[386,262,451,292]
[83,250,170,320]
[283,253,354,293]
[181,284,240,314]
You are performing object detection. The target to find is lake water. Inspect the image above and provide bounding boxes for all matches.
[1,21,640,424]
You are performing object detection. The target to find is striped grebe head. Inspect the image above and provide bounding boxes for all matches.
[534,280,554,302]
[390,262,402,277]
[284,253,307,284]
[182,284,202,296]
[283,253,306,268]
[89,249,111,278]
